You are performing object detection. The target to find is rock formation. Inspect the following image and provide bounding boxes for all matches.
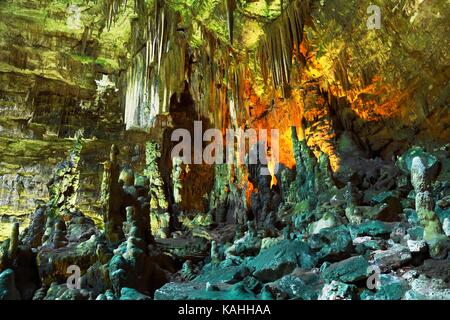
[0,0,448,301]
[145,142,170,239]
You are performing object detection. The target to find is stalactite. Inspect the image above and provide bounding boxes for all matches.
[124,51,148,130]
[124,0,186,130]
[226,0,236,44]
[104,0,129,30]
[189,29,227,128]
[257,0,311,97]
[80,26,91,55]
[188,30,249,134]
[120,0,249,135]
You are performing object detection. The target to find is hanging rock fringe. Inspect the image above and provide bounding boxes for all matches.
[257,0,311,97]
[226,0,236,44]
[124,0,186,130]
[104,0,130,29]
[121,0,247,131]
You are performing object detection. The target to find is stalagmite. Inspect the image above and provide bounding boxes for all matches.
[291,125,317,206]
[344,182,361,224]
[210,240,220,265]
[7,223,19,264]
[52,220,68,249]
[410,156,446,257]
[101,145,125,243]
[145,142,170,238]
[46,129,84,218]
[0,0,449,302]
[172,157,183,204]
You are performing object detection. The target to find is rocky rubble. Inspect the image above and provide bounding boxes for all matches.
[0,0,448,304]
[0,126,449,301]
[151,144,450,301]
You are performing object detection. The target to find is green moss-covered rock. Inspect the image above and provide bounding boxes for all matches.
[308,211,340,235]
[44,283,92,300]
[360,274,410,300]
[247,240,316,282]
[370,191,403,221]
[354,239,385,257]
[407,226,424,240]
[308,225,353,263]
[418,209,445,241]
[404,209,419,225]
[264,269,324,300]
[322,255,369,283]
[349,220,393,239]
[119,287,151,300]
[426,236,450,259]
[154,281,257,300]
[404,275,450,300]
[318,280,357,300]
[0,269,21,300]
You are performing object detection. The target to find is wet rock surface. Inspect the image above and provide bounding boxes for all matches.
[247,240,315,282]
[0,0,449,302]
[0,135,449,301]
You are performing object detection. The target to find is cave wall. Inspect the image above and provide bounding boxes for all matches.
[0,0,145,239]
[0,0,132,136]
[109,0,449,226]
[0,0,448,237]
[305,0,450,158]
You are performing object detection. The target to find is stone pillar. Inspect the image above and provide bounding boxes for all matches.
[411,156,443,241]
[145,142,170,238]
[101,144,125,243]
[291,125,317,207]
[7,222,19,263]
